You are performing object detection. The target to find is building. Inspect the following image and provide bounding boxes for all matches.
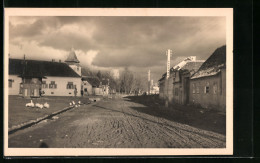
[158,56,204,104]
[189,45,226,111]
[172,61,204,105]
[9,49,82,97]
[82,77,101,95]
[158,45,226,111]
[65,48,82,76]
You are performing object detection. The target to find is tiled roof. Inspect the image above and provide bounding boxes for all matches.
[82,77,101,87]
[191,45,226,79]
[9,59,81,78]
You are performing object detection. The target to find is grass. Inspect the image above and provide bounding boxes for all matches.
[8,95,95,128]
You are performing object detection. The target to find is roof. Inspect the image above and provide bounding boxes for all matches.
[180,61,204,75]
[82,77,101,87]
[65,48,80,63]
[191,45,226,79]
[158,61,204,82]
[9,59,81,78]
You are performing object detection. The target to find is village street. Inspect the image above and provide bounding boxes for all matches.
[9,96,226,148]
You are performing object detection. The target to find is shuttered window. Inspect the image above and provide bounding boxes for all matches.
[49,81,57,89]
[67,82,74,89]
[192,83,196,94]
[42,81,48,89]
[204,82,209,94]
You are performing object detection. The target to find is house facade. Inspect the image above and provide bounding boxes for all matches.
[189,46,226,111]
[158,45,226,111]
[82,77,100,95]
[159,57,204,105]
[8,49,82,97]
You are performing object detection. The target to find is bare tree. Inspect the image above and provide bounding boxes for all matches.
[119,68,134,94]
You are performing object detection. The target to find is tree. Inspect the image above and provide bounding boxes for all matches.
[96,70,102,79]
[119,68,134,94]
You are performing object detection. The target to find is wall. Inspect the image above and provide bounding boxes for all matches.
[167,76,174,103]
[8,75,22,95]
[69,64,81,76]
[189,69,226,111]
[42,76,81,97]
[172,82,182,104]
[93,87,102,95]
[82,81,93,95]
[159,74,174,102]
[159,80,165,99]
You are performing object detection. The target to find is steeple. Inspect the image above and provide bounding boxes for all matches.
[65,48,80,63]
[65,48,81,76]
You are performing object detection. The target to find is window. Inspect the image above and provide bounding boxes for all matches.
[175,88,178,96]
[213,82,218,94]
[192,84,196,94]
[8,79,13,88]
[42,81,48,89]
[67,82,74,89]
[196,83,200,94]
[49,81,57,89]
[204,82,209,94]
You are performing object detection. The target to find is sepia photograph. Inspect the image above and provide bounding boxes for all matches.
[4,8,233,156]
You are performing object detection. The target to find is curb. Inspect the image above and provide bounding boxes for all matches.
[8,106,74,135]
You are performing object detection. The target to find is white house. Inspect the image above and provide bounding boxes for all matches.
[8,49,82,97]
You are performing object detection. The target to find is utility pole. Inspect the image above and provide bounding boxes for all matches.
[148,69,151,95]
[165,49,172,107]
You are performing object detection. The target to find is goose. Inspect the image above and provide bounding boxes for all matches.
[43,102,49,108]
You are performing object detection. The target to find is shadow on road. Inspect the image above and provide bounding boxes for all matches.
[93,104,225,139]
[123,95,226,135]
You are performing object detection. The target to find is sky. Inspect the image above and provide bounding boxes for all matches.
[9,16,226,82]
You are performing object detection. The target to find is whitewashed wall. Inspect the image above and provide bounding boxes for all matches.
[8,75,22,95]
[42,76,81,96]
[82,81,93,95]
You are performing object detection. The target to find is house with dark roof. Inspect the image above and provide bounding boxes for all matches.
[171,61,204,105]
[189,45,226,111]
[82,77,101,95]
[9,49,82,97]
[158,56,204,104]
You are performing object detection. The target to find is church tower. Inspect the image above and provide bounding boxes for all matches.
[65,48,81,76]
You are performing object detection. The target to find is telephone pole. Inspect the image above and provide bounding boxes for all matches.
[148,69,151,95]
[165,49,172,107]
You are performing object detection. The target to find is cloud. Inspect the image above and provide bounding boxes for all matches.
[9,16,226,81]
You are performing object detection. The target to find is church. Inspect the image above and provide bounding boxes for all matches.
[8,49,83,97]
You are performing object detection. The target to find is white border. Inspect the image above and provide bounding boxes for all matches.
[4,8,233,156]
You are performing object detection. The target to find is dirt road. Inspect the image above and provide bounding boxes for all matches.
[9,97,226,148]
